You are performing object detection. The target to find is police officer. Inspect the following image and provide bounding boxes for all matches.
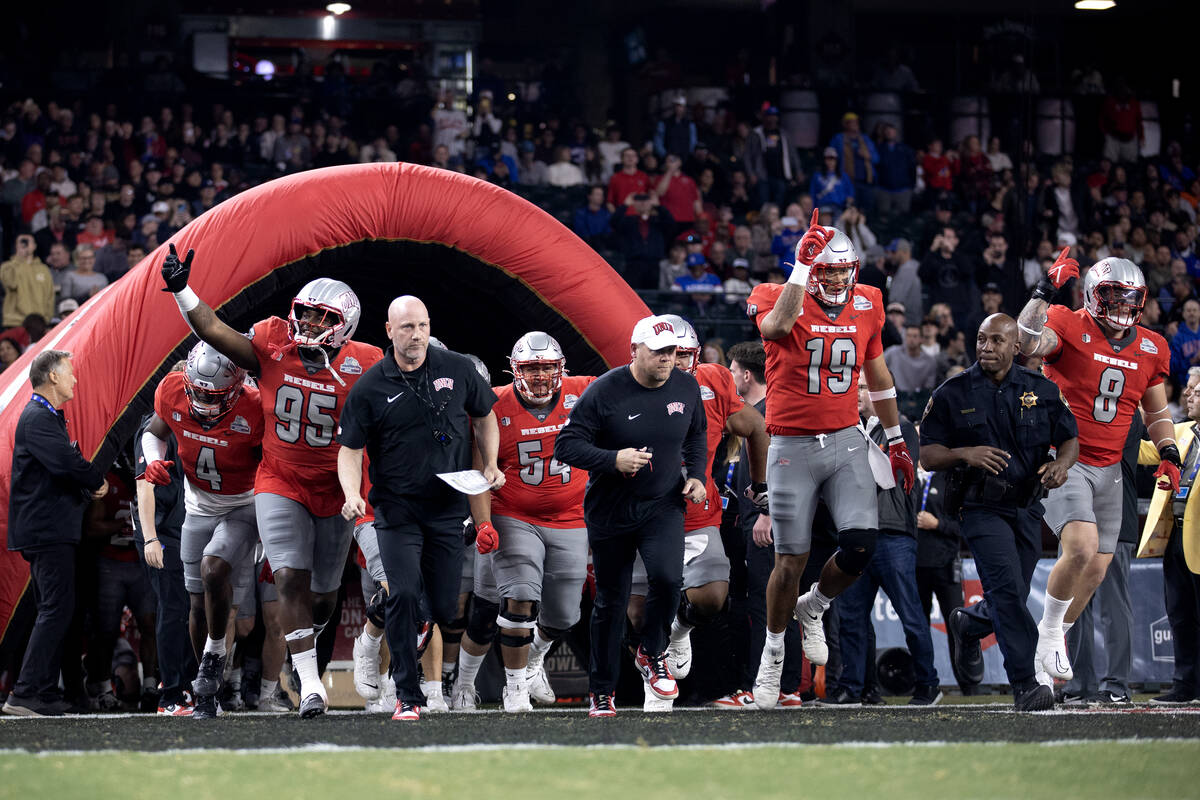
[336,295,504,721]
[919,314,1078,711]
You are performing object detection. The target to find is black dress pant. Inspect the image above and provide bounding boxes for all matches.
[1164,528,1200,695]
[917,560,967,689]
[13,543,76,702]
[137,532,195,705]
[375,498,465,705]
[588,505,684,695]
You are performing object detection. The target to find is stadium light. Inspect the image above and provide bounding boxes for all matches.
[326,2,352,14]
[1074,0,1115,9]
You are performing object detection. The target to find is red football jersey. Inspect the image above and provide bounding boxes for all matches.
[250,316,383,517]
[1043,305,1169,467]
[685,363,744,532]
[491,375,596,528]
[747,283,885,435]
[154,370,263,497]
[356,457,375,526]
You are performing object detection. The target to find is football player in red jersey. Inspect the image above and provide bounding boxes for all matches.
[746,208,914,710]
[162,245,383,717]
[1018,251,1177,683]
[627,316,769,711]
[461,331,596,712]
[140,342,264,718]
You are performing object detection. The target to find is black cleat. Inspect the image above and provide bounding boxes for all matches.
[860,688,887,706]
[814,689,862,707]
[1014,684,1054,712]
[193,651,226,698]
[909,685,943,706]
[1150,688,1197,705]
[191,694,219,719]
[299,692,327,719]
[948,608,984,686]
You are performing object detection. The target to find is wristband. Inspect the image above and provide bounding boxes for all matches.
[786,262,811,288]
[174,286,200,313]
[868,387,897,402]
[1031,277,1056,302]
[1017,321,1044,337]
[143,538,159,546]
[884,424,902,443]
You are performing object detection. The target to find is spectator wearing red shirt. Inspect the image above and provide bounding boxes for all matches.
[76,216,114,250]
[1100,79,1143,165]
[607,147,650,214]
[655,154,702,232]
[21,172,53,227]
[921,139,958,194]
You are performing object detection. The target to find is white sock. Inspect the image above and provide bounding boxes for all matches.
[1041,593,1073,633]
[505,667,527,691]
[457,649,485,689]
[204,635,227,657]
[670,615,693,644]
[291,648,322,699]
[421,679,443,698]
[361,630,382,648]
[808,584,833,611]
[529,629,554,662]
[765,629,786,651]
[228,666,242,691]
[441,662,456,681]
[260,679,278,699]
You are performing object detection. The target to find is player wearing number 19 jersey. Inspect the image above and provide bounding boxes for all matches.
[161,243,382,719]
[1018,254,1177,686]
[746,208,914,710]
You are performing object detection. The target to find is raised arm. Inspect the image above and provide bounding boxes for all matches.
[1017,247,1076,357]
[161,244,257,371]
[759,208,832,340]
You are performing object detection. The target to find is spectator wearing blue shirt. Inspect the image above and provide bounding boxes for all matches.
[654,97,697,160]
[573,186,613,245]
[1170,298,1200,381]
[770,216,805,272]
[809,151,855,218]
[873,123,916,224]
[828,112,879,212]
[672,253,722,294]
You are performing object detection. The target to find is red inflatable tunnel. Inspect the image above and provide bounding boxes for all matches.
[0,163,650,642]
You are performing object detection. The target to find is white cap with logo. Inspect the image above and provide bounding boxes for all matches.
[630,315,680,350]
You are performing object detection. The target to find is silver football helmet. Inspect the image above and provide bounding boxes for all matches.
[288,278,361,348]
[1083,257,1147,331]
[184,341,245,420]
[510,331,566,404]
[464,353,491,386]
[799,226,859,305]
[658,314,701,374]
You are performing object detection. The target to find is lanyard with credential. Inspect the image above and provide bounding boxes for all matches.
[921,473,934,511]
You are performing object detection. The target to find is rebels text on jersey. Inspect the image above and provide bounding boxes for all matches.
[685,362,745,532]
[154,370,263,506]
[747,283,885,435]
[1043,305,1169,467]
[491,375,596,528]
[250,317,383,517]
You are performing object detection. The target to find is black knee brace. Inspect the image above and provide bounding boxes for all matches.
[499,630,534,648]
[678,591,731,628]
[465,598,499,645]
[497,598,538,649]
[538,624,572,641]
[366,588,387,629]
[833,528,877,576]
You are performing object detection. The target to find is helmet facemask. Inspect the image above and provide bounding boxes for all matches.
[673,346,700,375]
[512,359,564,405]
[809,262,858,306]
[289,302,345,349]
[1091,282,1146,331]
[185,379,242,421]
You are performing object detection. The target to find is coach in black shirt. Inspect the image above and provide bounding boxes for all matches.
[4,350,107,717]
[555,314,707,716]
[337,295,502,720]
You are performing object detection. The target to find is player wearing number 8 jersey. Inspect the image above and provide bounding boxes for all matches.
[746,208,915,711]
[161,244,382,718]
[1018,252,1177,685]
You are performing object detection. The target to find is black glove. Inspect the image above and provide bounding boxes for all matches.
[1031,275,1057,303]
[161,243,195,293]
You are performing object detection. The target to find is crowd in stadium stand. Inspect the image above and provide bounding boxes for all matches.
[1,51,1199,713]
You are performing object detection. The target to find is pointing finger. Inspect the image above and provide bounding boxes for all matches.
[184,248,195,267]
[168,243,177,258]
[1058,246,1071,262]
[810,207,820,229]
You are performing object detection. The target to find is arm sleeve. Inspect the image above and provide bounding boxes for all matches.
[26,412,105,491]
[682,384,708,482]
[918,390,955,448]
[552,386,619,475]
[335,381,371,449]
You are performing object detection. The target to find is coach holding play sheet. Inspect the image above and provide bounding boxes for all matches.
[555,314,707,717]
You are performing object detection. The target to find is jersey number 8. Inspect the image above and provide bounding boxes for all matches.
[1093,367,1126,424]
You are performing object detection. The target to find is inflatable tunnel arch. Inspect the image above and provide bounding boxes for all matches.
[0,163,651,640]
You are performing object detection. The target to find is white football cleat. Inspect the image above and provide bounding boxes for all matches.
[421,680,450,713]
[1036,627,1073,681]
[643,681,674,712]
[526,659,556,705]
[794,585,829,666]
[752,645,784,710]
[666,632,693,679]
[502,685,533,713]
[365,676,396,713]
[353,633,382,700]
[450,681,479,711]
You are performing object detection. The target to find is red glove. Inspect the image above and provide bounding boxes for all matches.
[583,561,597,601]
[795,208,835,267]
[888,441,915,492]
[143,460,175,486]
[1046,246,1079,289]
[475,521,499,554]
[1155,444,1182,493]
[259,559,274,584]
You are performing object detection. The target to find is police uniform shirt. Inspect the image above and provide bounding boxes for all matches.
[920,362,1077,490]
[337,345,497,509]
[554,364,707,530]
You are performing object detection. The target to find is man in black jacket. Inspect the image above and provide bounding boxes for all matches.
[3,350,108,717]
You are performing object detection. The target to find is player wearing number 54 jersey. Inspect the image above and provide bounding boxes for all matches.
[747,208,915,711]
[1018,252,1177,685]
[161,244,382,718]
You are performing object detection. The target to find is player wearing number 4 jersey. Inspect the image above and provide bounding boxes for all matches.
[140,342,263,718]
[746,208,915,711]
[1018,251,1177,685]
[161,245,382,718]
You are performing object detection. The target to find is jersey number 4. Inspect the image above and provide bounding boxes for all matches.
[274,386,337,446]
[196,446,222,491]
[804,337,856,394]
[1093,366,1126,424]
[517,440,571,486]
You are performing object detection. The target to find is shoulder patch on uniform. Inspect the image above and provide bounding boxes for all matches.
[747,303,758,318]
[700,385,715,400]
[1140,338,1158,354]
[563,393,579,409]
[1081,333,1091,343]
[339,356,362,374]
[852,295,874,311]
[920,397,933,422]
[500,416,511,427]
[230,415,251,434]
[172,411,182,422]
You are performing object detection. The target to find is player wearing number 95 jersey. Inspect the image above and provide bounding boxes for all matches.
[746,208,915,711]
[161,245,382,719]
[1018,253,1175,685]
